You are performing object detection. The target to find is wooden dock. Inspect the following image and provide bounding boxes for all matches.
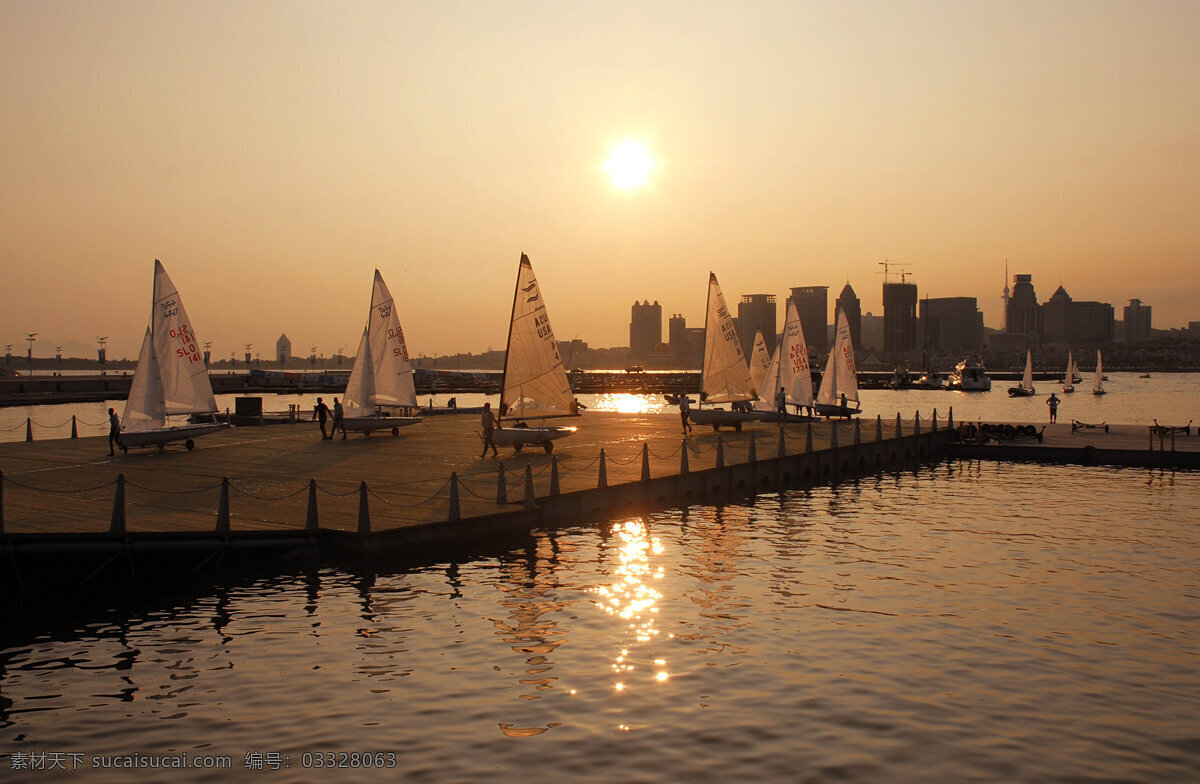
[2,409,1195,596]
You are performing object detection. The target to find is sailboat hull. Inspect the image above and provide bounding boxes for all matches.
[122,422,229,450]
[688,407,757,430]
[492,425,577,452]
[812,400,861,419]
[343,416,422,436]
[1007,387,1036,397]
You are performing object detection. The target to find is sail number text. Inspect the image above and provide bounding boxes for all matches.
[170,325,202,365]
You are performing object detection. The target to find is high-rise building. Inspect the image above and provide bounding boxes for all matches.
[882,281,918,353]
[276,334,291,365]
[1006,274,1039,336]
[1073,301,1114,344]
[919,297,984,353]
[1124,299,1152,342]
[737,294,777,359]
[835,283,862,349]
[629,300,662,363]
[789,286,828,356]
[1041,286,1073,345]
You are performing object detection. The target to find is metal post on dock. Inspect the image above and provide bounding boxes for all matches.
[523,465,535,510]
[748,431,757,463]
[25,418,32,442]
[598,450,608,489]
[71,415,78,439]
[948,407,954,430]
[357,481,370,534]
[550,456,560,496]
[306,479,319,531]
[110,473,126,535]
[448,472,461,521]
[496,462,508,503]
[853,419,861,446]
[931,409,938,432]
[876,415,883,442]
[680,441,690,474]
[829,421,839,450]
[215,477,231,534]
[716,434,725,468]
[914,411,921,436]
[895,413,903,438]
[641,442,651,481]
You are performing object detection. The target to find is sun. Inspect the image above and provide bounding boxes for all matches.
[605,139,655,189]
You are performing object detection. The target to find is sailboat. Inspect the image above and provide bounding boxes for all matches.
[747,328,772,397]
[341,270,422,436]
[493,253,578,453]
[1092,350,1106,395]
[688,273,757,431]
[1007,350,1036,397]
[1062,352,1075,393]
[121,260,227,450]
[751,299,817,422]
[813,309,861,418]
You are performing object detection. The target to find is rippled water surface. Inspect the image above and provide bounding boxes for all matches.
[3,462,1199,782]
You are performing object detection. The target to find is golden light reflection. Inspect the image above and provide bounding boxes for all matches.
[589,520,671,695]
[587,392,671,415]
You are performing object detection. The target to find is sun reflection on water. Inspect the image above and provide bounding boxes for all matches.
[590,520,671,693]
[585,393,671,415]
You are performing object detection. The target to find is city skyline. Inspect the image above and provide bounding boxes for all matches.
[3,1,1199,360]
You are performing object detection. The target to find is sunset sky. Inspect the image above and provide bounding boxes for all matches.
[2,0,1198,360]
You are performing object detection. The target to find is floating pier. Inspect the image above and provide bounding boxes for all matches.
[1,410,955,594]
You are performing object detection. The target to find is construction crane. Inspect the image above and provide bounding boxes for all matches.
[877,259,913,285]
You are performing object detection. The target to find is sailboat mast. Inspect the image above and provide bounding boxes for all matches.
[700,272,714,404]
[498,254,528,422]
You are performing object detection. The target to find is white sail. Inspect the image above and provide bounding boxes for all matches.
[1020,350,1035,392]
[1064,352,1074,383]
[122,327,167,432]
[701,272,755,404]
[817,308,858,407]
[1094,350,1104,394]
[365,269,417,408]
[754,299,813,412]
[342,327,374,417]
[150,259,216,414]
[748,328,771,397]
[500,253,574,419]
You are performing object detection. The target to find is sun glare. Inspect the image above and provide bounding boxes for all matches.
[605,140,655,189]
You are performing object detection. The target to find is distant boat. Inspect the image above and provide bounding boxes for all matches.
[813,309,861,418]
[689,272,757,431]
[947,357,991,392]
[1008,350,1036,397]
[1062,352,1075,393]
[341,270,422,436]
[1093,350,1107,395]
[121,260,227,450]
[493,253,578,452]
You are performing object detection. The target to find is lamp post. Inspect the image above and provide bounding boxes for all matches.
[97,336,107,373]
[25,333,36,376]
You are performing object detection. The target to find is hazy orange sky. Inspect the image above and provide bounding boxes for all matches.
[3,1,1198,360]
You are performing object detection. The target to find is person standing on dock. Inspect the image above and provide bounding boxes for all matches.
[312,397,331,440]
[1046,393,1060,423]
[480,402,499,458]
[330,397,346,440]
[107,408,127,455]
[679,395,693,434]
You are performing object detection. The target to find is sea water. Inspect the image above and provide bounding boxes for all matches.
[2,462,1197,782]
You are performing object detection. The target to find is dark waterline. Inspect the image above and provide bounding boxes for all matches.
[2,461,1198,783]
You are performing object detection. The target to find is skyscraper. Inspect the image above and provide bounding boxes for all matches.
[629,300,662,363]
[789,286,828,356]
[1006,274,1039,336]
[882,281,918,353]
[737,294,777,359]
[1124,299,1152,341]
[835,283,862,349]
[919,297,984,353]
